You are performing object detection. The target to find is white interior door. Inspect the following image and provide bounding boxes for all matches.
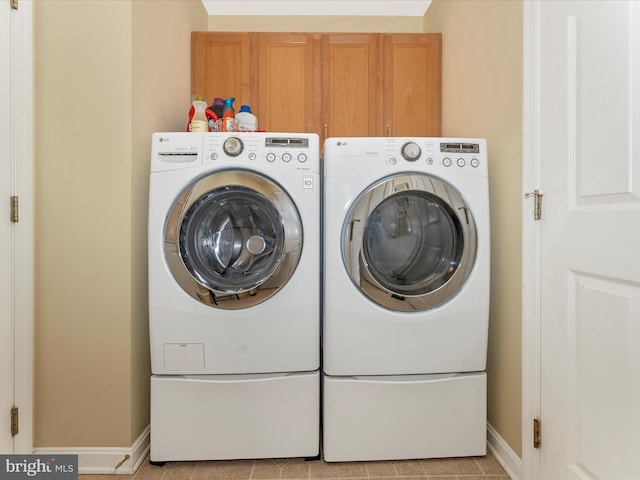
[1,0,32,454]
[1,0,15,453]
[534,1,640,478]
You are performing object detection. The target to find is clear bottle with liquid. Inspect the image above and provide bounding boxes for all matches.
[189,99,209,132]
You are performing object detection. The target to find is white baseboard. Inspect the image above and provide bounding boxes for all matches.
[487,422,522,480]
[32,423,517,476]
[33,425,150,475]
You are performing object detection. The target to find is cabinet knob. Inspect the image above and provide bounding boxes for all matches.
[324,124,328,139]
[387,124,392,137]
[307,124,311,133]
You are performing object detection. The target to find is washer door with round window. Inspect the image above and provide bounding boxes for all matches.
[343,173,477,312]
[164,169,302,310]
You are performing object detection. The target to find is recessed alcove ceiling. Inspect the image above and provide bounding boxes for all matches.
[200,0,433,17]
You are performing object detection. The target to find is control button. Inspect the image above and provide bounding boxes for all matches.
[457,158,466,167]
[401,142,421,161]
[248,152,256,160]
[266,152,276,162]
[389,157,398,165]
[223,137,244,157]
[443,157,452,167]
[471,158,480,168]
[210,152,218,161]
[426,157,434,165]
[282,152,292,162]
[298,153,308,163]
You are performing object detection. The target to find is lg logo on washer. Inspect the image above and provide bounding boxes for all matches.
[336,141,348,147]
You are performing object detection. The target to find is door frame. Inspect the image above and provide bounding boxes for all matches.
[522,0,542,478]
[9,0,34,454]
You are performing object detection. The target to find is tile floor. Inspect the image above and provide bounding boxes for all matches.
[80,454,510,480]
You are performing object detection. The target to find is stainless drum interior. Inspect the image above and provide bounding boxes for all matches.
[164,169,303,309]
[343,173,477,312]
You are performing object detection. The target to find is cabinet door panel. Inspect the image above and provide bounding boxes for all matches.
[191,33,252,109]
[383,34,442,137]
[324,34,381,139]
[257,34,319,134]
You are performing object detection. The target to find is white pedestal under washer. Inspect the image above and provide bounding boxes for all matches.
[322,137,490,461]
[148,132,320,462]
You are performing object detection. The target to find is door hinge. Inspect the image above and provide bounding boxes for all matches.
[10,196,19,222]
[533,418,541,448]
[11,407,19,436]
[524,189,543,221]
[11,0,18,10]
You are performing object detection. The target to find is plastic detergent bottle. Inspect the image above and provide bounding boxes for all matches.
[189,98,208,132]
[222,97,236,132]
[236,105,258,131]
[211,97,225,119]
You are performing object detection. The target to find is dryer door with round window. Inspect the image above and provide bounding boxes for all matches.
[164,169,302,310]
[342,173,477,312]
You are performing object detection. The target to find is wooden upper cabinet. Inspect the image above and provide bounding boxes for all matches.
[383,34,442,137]
[322,34,380,140]
[256,33,320,134]
[191,32,441,137]
[191,32,253,111]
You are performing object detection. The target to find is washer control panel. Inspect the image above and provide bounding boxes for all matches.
[204,134,315,166]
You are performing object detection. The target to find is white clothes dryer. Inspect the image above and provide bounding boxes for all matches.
[148,132,320,462]
[322,137,490,461]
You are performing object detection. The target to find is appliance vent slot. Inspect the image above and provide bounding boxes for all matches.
[158,152,199,163]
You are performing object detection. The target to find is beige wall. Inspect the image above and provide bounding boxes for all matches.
[424,0,524,457]
[131,0,208,441]
[33,0,206,448]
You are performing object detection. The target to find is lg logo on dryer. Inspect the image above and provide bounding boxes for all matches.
[336,141,348,147]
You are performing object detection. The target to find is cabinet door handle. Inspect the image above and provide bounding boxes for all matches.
[324,124,328,140]
[307,124,311,133]
[387,123,392,137]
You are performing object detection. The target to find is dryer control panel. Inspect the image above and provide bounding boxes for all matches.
[392,138,486,176]
[324,137,487,179]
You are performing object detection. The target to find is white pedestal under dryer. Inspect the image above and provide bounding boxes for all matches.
[322,137,490,462]
[148,132,320,462]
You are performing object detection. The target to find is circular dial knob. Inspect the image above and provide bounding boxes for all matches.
[223,137,244,157]
[401,142,421,162]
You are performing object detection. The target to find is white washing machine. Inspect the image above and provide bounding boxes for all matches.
[148,132,320,462]
[322,137,490,461]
